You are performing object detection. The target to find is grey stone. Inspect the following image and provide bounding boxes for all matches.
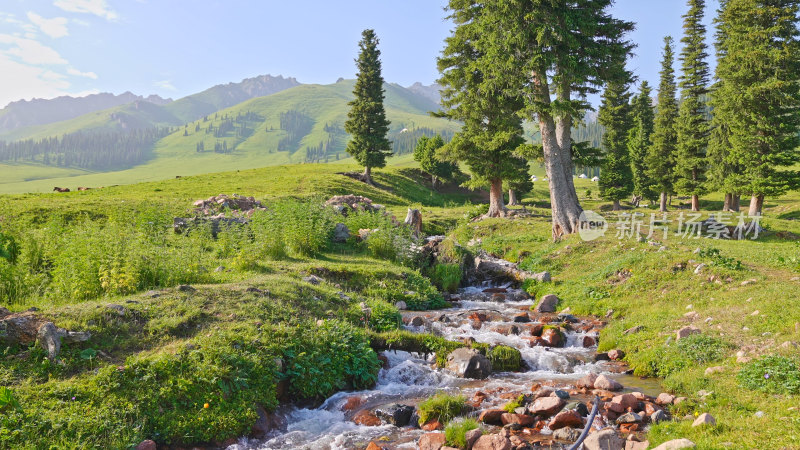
[332,223,351,243]
[535,294,559,313]
[651,439,696,450]
[583,428,624,450]
[445,348,492,379]
[552,427,582,442]
[374,403,415,427]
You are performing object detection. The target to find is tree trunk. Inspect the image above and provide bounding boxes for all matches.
[363,165,373,185]
[659,192,668,212]
[723,193,732,211]
[508,189,519,206]
[541,114,583,240]
[486,178,506,217]
[612,199,622,211]
[431,175,438,189]
[691,194,700,212]
[748,194,764,216]
[731,194,740,212]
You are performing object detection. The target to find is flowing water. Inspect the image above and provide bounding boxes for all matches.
[230,286,661,450]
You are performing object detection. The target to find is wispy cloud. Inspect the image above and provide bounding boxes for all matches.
[53,0,118,21]
[27,12,70,39]
[154,80,176,91]
[67,67,98,79]
[0,54,70,107]
[0,34,68,65]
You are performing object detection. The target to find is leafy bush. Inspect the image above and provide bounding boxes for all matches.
[417,392,466,426]
[365,271,447,310]
[445,418,480,448]
[430,263,462,293]
[283,320,380,399]
[489,345,522,372]
[0,229,19,263]
[699,247,743,270]
[676,334,731,364]
[269,199,335,257]
[366,300,401,332]
[0,387,21,413]
[738,355,800,395]
[463,204,489,222]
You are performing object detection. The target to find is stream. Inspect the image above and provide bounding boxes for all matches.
[229,286,662,450]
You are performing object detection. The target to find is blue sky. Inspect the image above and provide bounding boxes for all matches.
[0,0,719,108]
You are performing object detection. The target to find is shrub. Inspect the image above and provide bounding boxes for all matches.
[269,199,335,257]
[698,247,743,270]
[366,300,401,332]
[417,392,466,426]
[489,345,522,372]
[431,263,462,293]
[365,271,447,310]
[445,418,480,448]
[738,355,800,395]
[463,204,489,222]
[676,334,731,364]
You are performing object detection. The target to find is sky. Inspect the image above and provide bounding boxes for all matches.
[0,0,720,109]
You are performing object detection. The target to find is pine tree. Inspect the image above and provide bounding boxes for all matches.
[344,29,392,185]
[413,135,459,188]
[598,80,634,210]
[712,0,800,215]
[441,0,633,236]
[627,81,656,206]
[646,37,680,212]
[675,0,711,211]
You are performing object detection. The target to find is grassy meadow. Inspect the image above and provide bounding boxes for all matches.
[0,162,798,448]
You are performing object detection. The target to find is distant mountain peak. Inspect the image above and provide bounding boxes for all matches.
[406,82,442,106]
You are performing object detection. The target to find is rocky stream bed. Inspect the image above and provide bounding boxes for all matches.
[217,285,694,450]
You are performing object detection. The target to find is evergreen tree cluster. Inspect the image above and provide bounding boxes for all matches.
[278,110,315,152]
[0,128,170,170]
[392,127,454,156]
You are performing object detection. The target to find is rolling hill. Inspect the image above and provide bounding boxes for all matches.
[0,79,459,193]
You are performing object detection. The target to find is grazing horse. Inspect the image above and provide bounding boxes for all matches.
[77,187,91,191]
[53,187,70,193]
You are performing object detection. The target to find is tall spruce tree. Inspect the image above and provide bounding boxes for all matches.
[646,37,680,212]
[441,0,633,238]
[598,80,634,211]
[675,0,711,211]
[627,81,656,206]
[712,0,800,216]
[344,29,392,185]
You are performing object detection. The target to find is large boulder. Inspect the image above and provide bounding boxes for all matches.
[0,311,90,361]
[594,374,623,391]
[529,397,565,416]
[535,294,559,313]
[583,428,624,450]
[332,223,350,243]
[692,413,716,427]
[548,409,584,430]
[478,409,506,426]
[445,348,492,379]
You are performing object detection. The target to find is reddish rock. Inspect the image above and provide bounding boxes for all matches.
[620,423,642,433]
[611,394,639,411]
[501,413,535,427]
[594,374,623,391]
[593,389,616,401]
[529,323,544,336]
[472,434,513,450]
[548,410,584,430]
[418,432,447,450]
[471,320,483,330]
[342,396,365,411]
[608,349,626,361]
[513,312,531,323]
[135,441,157,450]
[366,442,382,450]
[422,419,443,431]
[525,336,546,347]
[576,373,598,389]
[529,397,565,416]
[479,409,507,426]
[583,336,597,347]
[353,410,382,426]
[676,326,700,340]
[655,393,675,405]
[541,328,564,347]
[483,287,508,294]
[644,402,663,416]
[492,293,506,302]
[630,392,648,401]
[465,428,483,448]
[468,312,488,322]
[606,401,625,414]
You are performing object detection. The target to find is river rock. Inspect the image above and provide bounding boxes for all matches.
[535,294,559,313]
[608,349,625,361]
[541,328,564,347]
[342,396,364,411]
[135,440,157,450]
[583,336,597,347]
[616,412,642,424]
[479,409,506,426]
[500,413,535,427]
[651,439,696,449]
[529,397,565,416]
[418,432,447,450]
[625,441,649,450]
[251,405,287,438]
[594,374,623,391]
[692,413,716,427]
[374,403,414,426]
[352,410,382,426]
[651,410,668,424]
[577,373,599,389]
[583,428,625,450]
[566,401,589,416]
[548,409,584,430]
[644,402,663,415]
[410,316,425,327]
[465,428,483,448]
[445,348,492,379]
[513,313,531,323]
[394,301,407,310]
[551,389,570,400]
[655,393,675,405]
[472,434,512,450]
[676,326,700,340]
[422,419,443,431]
[610,394,639,411]
[333,223,350,242]
[553,427,582,442]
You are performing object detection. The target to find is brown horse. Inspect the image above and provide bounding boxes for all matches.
[77,187,91,191]
[53,187,70,193]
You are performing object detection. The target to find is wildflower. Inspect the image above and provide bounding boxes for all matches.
[764,373,771,379]
[694,411,699,417]
[203,402,210,409]
[71,396,76,401]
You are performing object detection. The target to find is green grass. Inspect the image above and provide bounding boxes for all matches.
[417,392,466,426]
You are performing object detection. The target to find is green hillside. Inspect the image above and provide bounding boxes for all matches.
[0,80,459,194]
